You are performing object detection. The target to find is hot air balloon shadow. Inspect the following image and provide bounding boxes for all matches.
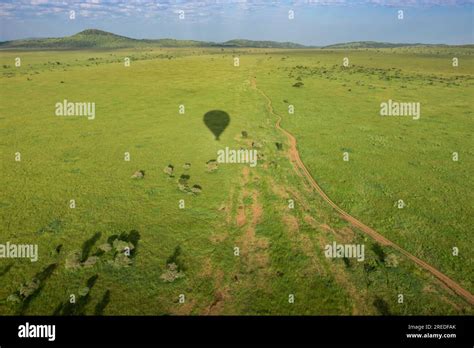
[203,110,230,141]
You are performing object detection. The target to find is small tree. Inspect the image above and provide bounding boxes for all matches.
[163,164,174,177]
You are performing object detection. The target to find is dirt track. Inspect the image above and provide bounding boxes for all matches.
[252,78,474,306]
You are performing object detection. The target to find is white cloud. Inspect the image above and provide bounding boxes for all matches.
[0,0,472,19]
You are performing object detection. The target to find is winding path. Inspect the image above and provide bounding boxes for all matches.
[252,78,474,306]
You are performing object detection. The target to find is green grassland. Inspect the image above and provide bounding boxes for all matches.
[253,48,474,293]
[0,46,472,315]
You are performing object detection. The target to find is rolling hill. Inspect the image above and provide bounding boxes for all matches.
[0,29,462,50]
[322,41,444,49]
[0,29,306,49]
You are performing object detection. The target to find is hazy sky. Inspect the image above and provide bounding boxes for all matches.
[0,0,473,45]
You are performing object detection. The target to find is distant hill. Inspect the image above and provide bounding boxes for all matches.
[322,41,444,49]
[0,29,307,49]
[0,30,465,50]
[0,29,141,49]
[220,39,306,49]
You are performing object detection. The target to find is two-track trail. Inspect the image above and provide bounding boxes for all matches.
[251,78,474,306]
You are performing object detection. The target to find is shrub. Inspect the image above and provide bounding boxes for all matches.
[7,294,21,303]
[65,251,82,269]
[110,253,132,267]
[78,287,90,297]
[385,254,399,268]
[191,185,202,194]
[19,279,40,299]
[178,182,189,192]
[113,239,133,253]
[82,256,99,268]
[178,174,190,185]
[167,246,185,271]
[131,170,145,179]
[206,160,218,172]
[99,243,112,252]
[163,164,174,176]
[160,263,184,282]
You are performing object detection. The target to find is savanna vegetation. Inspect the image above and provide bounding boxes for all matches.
[0,42,472,315]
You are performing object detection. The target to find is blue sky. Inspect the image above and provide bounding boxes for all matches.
[0,0,473,45]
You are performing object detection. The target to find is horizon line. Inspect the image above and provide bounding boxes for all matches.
[2,29,473,47]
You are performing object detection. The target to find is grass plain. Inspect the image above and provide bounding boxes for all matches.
[0,46,472,315]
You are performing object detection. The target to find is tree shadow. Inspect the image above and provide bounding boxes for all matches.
[80,232,102,262]
[372,243,386,264]
[18,263,58,315]
[55,274,99,316]
[166,245,185,271]
[0,263,13,277]
[373,296,391,315]
[118,230,141,258]
[94,290,111,315]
